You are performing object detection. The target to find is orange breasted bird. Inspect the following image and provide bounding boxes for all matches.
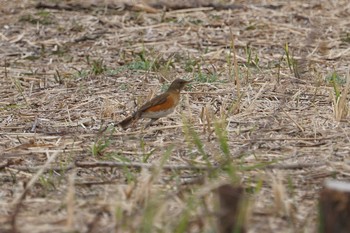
[118,78,191,129]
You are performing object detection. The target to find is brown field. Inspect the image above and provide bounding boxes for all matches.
[1,0,350,232]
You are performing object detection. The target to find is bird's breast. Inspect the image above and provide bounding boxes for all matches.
[141,93,180,119]
[141,107,175,119]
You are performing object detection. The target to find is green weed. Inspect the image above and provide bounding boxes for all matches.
[189,18,203,25]
[88,57,106,75]
[184,57,200,72]
[195,72,218,83]
[284,43,300,78]
[214,119,239,182]
[0,103,23,111]
[23,55,41,61]
[327,71,346,87]
[19,10,54,25]
[105,66,128,76]
[287,175,295,197]
[340,32,350,43]
[38,171,56,194]
[214,120,230,158]
[330,71,350,121]
[245,24,257,30]
[73,69,89,78]
[51,44,70,57]
[125,168,137,183]
[140,139,155,163]
[5,60,28,105]
[72,57,114,78]
[245,45,260,68]
[328,72,342,99]
[70,21,84,32]
[91,138,110,157]
[90,125,114,156]
[128,48,174,72]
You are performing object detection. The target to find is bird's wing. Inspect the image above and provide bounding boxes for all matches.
[137,92,170,114]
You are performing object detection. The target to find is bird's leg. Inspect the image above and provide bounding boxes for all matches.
[145,118,158,128]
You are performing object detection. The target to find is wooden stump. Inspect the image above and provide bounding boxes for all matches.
[319,180,350,233]
[216,184,246,233]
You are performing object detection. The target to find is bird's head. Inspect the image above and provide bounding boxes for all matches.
[167,78,192,92]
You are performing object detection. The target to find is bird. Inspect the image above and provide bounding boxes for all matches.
[118,78,191,130]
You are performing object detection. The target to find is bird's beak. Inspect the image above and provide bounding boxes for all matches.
[185,79,193,83]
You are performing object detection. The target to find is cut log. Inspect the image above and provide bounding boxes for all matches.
[319,180,350,233]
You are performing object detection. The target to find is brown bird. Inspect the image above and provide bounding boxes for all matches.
[118,78,191,129]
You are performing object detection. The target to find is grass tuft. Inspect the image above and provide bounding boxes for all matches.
[19,10,54,25]
[245,45,260,68]
[331,71,350,121]
[128,48,174,72]
[91,126,114,157]
[86,56,107,75]
[214,119,230,158]
[284,43,300,79]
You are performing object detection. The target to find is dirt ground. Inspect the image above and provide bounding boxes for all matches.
[1,0,350,232]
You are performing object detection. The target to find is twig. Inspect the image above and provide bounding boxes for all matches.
[5,167,33,178]
[238,136,335,141]
[281,108,305,132]
[75,161,215,171]
[266,162,326,170]
[75,180,117,186]
[8,161,329,174]
[244,82,268,113]
[30,116,39,133]
[10,161,211,173]
[9,164,75,173]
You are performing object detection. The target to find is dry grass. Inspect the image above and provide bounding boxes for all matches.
[1,0,350,232]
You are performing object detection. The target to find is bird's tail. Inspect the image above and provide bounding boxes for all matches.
[118,115,136,130]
